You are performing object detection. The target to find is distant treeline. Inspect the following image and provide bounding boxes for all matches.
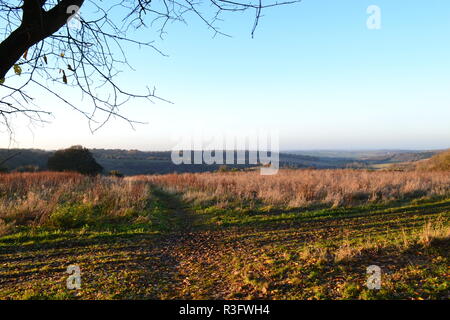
[0,148,438,175]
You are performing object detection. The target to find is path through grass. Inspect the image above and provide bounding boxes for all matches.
[0,189,449,299]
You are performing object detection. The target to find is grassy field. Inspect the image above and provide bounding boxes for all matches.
[0,171,449,300]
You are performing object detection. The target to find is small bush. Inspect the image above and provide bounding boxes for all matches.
[48,145,103,175]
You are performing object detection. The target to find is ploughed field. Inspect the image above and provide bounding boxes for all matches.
[0,170,449,299]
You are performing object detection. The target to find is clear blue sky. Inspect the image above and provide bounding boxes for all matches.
[2,0,450,151]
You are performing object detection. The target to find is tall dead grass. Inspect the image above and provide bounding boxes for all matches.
[0,172,149,232]
[2,169,450,234]
[134,169,450,208]
[420,217,450,246]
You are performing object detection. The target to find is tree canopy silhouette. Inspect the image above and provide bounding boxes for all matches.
[48,145,102,174]
[0,0,299,134]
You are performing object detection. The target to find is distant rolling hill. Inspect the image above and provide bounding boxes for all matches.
[0,148,441,175]
[416,149,450,171]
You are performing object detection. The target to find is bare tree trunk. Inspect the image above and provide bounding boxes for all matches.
[0,28,32,79]
[0,0,85,79]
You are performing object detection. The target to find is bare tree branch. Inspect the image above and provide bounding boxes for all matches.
[0,0,300,134]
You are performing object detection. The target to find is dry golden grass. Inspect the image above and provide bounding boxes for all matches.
[2,169,449,232]
[417,149,450,171]
[299,220,450,265]
[420,217,450,246]
[134,169,450,208]
[1,170,449,300]
[0,172,149,230]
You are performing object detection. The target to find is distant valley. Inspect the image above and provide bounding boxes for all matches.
[0,148,440,175]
